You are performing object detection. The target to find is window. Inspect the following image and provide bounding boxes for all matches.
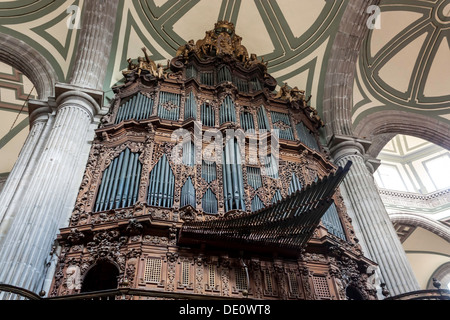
[208,264,216,289]
[235,268,248,291]
[288,272,299,296]
[144,257,162,283]
[264,270,273,294]
[424,154,450,191]
[313,275,331,299]
[374,164,408,191]
[181,261,191,286]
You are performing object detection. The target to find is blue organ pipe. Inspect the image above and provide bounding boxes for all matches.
[181,177,195,207]
[288,173,302,195]
[202,161,216,183]
[247,167,262,190]
[257,106,270,131]
[321,203,346,240]
[222,150,230,210]
[167,163,174,207]
[138,93,145,119]
[136,94,143,119]
[115,94,156,123]
[235,141,245,209]
[223,145,233,210]
[101,159,119,211]
[160,154,169,207]
[122,152,135,207]
[115,148,130,208]
[251,196,264,212]
[108,151,125,209]
[271,111,294,140]
[95,161,112,212]
[132,94,140,119]
[95,150,142,211]
[202,189,218,214]
[271,190,282,204]
[185,92,196,120]
[132,158,142,204]
[146,95,153,119]
[148,158,159,206]
[229,139,238,208]
[103,154,119,211]
[153,157,162,207]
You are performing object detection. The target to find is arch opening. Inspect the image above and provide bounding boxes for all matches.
[81,261,119,293]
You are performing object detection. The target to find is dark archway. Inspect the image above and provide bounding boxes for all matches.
[81,261,119,293]
[346,285,365,300]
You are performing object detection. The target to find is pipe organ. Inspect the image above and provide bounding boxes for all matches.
[49,21,378,300]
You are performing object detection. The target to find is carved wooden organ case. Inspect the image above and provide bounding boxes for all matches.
[49,21,378,300]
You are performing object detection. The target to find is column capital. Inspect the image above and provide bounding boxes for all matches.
[327,134,381,173]
[28,98,55,126]
[55,83,104,120]
[327,135,371,160]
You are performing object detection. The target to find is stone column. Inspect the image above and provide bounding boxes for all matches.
[0,0,119,297]
[0,101,53,228]
[328,135,420,297]
[0,86,103,297]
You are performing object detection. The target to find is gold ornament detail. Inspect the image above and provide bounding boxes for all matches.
[175,20,268,71]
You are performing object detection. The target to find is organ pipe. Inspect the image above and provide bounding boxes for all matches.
[147,154,175,208]
[95,148,142,212]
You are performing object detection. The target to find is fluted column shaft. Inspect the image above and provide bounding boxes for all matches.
[70,0,119,91]
[329,135,420,297]
[0,91,101,297]
[0,103,52,228]
[0,1,119,298]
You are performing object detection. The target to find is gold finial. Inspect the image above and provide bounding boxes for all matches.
[214,20,235,34]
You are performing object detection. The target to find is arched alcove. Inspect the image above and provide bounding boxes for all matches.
[81,261,119,293]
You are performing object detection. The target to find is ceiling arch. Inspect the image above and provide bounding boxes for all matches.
[0,33,57,100]
[353,0,450,132]
[354,110,450,151]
